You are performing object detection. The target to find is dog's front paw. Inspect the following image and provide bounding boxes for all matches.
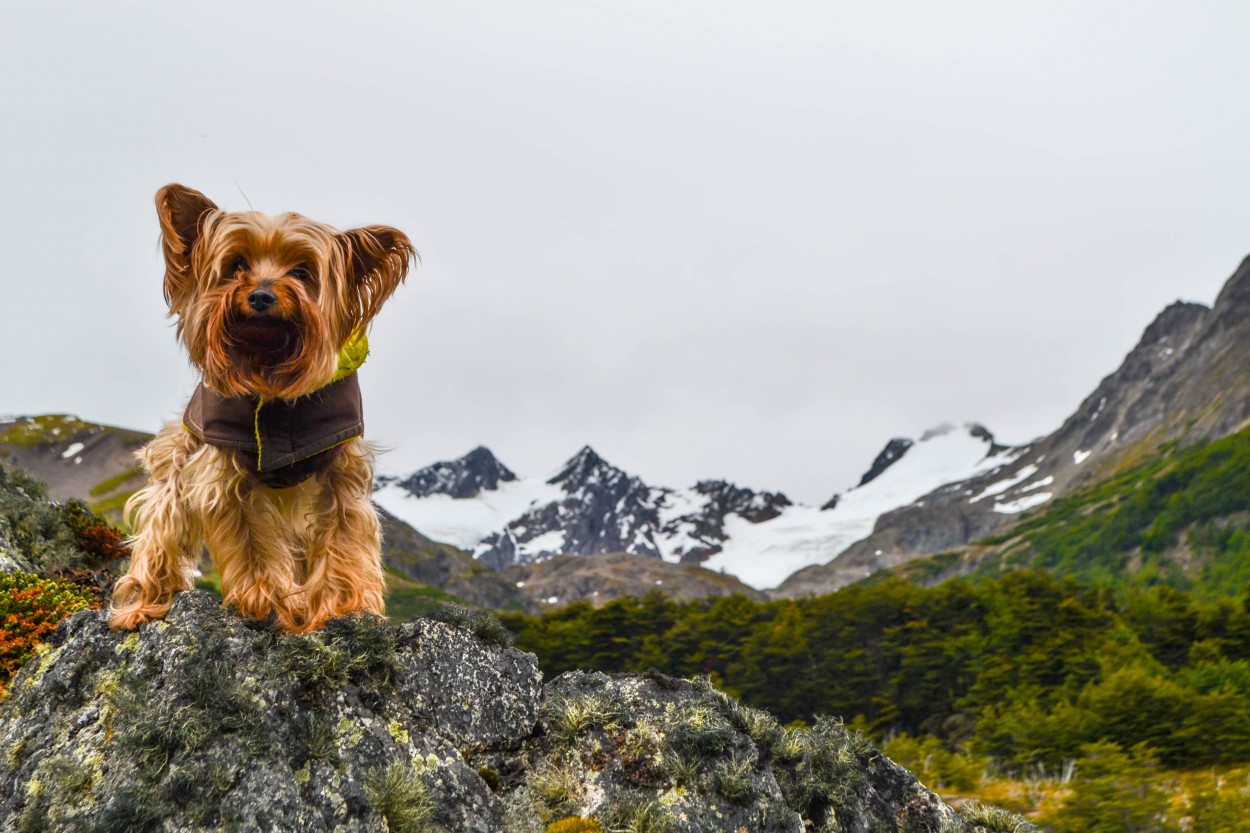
[108,579,173,630]
[107,604,168,631]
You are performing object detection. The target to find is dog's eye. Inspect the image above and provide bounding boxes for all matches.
[290,264,314,283]
[230,256,250,274]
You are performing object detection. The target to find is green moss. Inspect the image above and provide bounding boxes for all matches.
[0,415,99,447]
[364,761,435,833]
[293,713,341,768]
[477,766,502,792]
[89,492,134,520]
[107,633,269,779]
[772,716,875,831]
[89,465,145,497]
[275,614,400,696]
[664,702,736,758]
[430,602,515,649]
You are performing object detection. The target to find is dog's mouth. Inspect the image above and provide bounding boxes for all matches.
[225,315,303,367]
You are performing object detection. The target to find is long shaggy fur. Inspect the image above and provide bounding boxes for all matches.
[109,184,414,633]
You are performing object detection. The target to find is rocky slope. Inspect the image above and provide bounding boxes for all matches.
[0,593,1020,832]
[776,258,1250,597]
[0,415,151,521]
[502,552,768,609]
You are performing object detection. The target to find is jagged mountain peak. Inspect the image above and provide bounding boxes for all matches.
[690,479,792,524]
[547,445,627,490]
[855,438,914,489]
[1209,254,1250,317]
[393,445,517,499]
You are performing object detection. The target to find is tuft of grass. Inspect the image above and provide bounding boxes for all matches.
[543,690,624,742]
[659,749,701,787]
[294,713,340,768]
[691,675,784,759]
[530,759,585,819]
[772,716,876,831]
[712,753,753,805]
[957,801,1040,833]
[365,762,435,833]
[599,797,672,833]
[665,703,736,758]
[431,602,515,649]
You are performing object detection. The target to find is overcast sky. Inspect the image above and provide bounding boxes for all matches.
[4,1,1250,504]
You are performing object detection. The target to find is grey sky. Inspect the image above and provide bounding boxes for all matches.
[3,1,1250,504]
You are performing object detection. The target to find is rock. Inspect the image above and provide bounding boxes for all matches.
[502,671,966,833]
[0,592,540,832]
[0,593,1014,832]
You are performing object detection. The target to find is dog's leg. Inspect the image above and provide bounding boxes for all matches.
[109,426,201,629]
[300,441,385,632]
[201,484,303,631]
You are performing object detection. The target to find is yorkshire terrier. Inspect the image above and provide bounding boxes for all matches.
[109,184,415,633]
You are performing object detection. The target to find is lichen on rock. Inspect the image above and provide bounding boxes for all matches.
[0,591,1020,832]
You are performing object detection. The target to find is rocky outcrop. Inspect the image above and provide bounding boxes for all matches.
[0,594,1016,832]
[378,507,534,612]
[503,552,768,608]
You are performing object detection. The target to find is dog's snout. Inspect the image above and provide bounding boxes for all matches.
[248,289,278,312]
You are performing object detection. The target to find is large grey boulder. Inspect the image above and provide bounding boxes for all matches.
[0,592,1024,833]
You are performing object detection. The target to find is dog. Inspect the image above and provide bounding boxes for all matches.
[108,184,415,633]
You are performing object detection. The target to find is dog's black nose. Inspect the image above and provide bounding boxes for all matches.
[248,289,277,312]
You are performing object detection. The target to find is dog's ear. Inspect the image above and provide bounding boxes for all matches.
[337,226,416,326]
[155,184,218,309]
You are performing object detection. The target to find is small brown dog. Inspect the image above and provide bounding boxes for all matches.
[109,184,415,632]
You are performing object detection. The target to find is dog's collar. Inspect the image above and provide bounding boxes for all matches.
[181,334,369,486]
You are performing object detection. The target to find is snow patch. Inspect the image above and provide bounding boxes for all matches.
[1019,476,1054,493]
[373,477,563,549]
[703,426,1016,589]
[61,442,85,459]
[1074,450,1091,465]
[993,493,1052,514]
[969,465,1038,504]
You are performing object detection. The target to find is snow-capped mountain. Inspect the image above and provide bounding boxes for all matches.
[373,423,1013,590]
[777,257,1250,597]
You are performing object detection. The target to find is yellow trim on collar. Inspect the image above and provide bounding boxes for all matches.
[332,333,369,383]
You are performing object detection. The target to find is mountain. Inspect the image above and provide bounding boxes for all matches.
[376,425,1011,590]
[0,414,151,521]
[776,257,1250,597]
[376,445,516,498]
